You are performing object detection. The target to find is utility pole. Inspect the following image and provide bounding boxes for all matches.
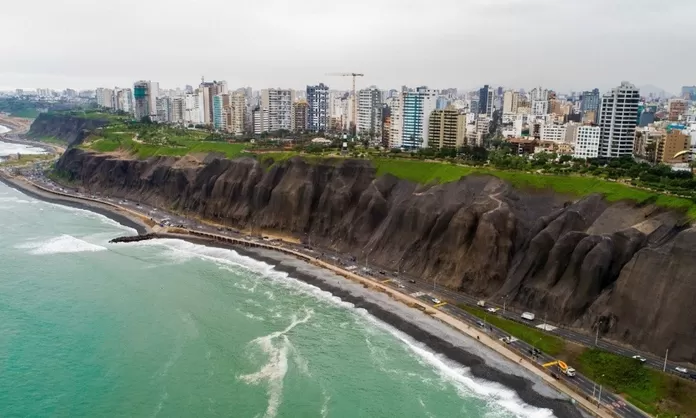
[663,348,669,372]
[597,384,603,408]
[595,319,601,346]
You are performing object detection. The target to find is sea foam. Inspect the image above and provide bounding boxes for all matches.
[17,234,107,255]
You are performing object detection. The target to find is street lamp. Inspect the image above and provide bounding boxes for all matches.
[596,374,605,408]
[595,318,603,346]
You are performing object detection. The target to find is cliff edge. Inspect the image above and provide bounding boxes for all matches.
[55,148,696,362]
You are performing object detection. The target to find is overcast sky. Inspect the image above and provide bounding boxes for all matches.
[2,0,694,94]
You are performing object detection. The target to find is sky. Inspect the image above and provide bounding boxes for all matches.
[1,0,695,94]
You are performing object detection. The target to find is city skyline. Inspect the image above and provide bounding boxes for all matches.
[2,0,695,93]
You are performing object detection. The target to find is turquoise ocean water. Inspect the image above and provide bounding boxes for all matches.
[0,174,552,417]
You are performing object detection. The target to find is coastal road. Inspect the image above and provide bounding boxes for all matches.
[407,293,645,418]
[20,171,683,418]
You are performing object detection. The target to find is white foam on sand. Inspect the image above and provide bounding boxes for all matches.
[238,310,313,418]
[0,140,46,157]
[0,125,11,134]
[16,234,107,255]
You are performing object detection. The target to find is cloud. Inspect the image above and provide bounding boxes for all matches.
[1,0,694,93]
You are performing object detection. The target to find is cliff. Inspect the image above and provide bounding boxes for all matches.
[27,113,109,146]
[56,148,696,362]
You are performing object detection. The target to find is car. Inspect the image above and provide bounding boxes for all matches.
[431,298,441,304]
[632,355,647,363]
[487,307,500,313]
[476,321,486,328]
[409,280,416,283]
[675,367,688,374]
[397,284,405,289]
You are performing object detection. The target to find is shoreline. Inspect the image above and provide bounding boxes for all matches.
[1,173,607,418]
[0,175,148,234]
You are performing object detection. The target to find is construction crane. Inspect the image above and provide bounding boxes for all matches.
[326,73,364,136]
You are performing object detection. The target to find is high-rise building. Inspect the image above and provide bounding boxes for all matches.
[598,81,640,158]
[261,89,295,132]
[478,85,492,116]
[184,92,202,125]
[306,83,329,132]
[252,106,269,134]
[113,88,132,113]
[170,97,184,124]
[580,89,600,113]
[572,126,601,159]
[357,88,383,138]
[530,87,549,116]
[95,88,114,109]
[230,92,246,135]
[156,97,171,123]
[401,87,437,149]
[681,86,696,100]
[148,82,159,119]
[660,130,690,163]
[291,100,308,132]
[427,106,466,149]
[199,81,227,126]
[388,95,403,149]
[213,94,231,131]
[502,90,519,114]
[668,99,687,121]
[133,81,151,120]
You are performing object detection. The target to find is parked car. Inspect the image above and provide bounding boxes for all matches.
[675,366,688,374]
[632,355,647,363]
[409,279,416,283]
[521,312,536,321]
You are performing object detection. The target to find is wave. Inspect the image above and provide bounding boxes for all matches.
[130,237,554,417]
[16,234,107,255]
[238,309,313,418]
[359,314,554,418]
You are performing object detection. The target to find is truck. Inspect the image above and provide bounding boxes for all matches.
[521,312,535,321]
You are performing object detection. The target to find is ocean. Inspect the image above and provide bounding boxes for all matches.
[0,160,552,417]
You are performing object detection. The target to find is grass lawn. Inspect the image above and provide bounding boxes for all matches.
[373,158,696,219]
[458,304,696,416]
[575,349,696,417]
[457,304,565,355]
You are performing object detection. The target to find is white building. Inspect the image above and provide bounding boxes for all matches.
[598,81,640,158]
[253,107,269,134]
[148,82,159,120]
[358,88,383,138]
[230,92,246,135]
[540,124,566,142]
[573,126,601,159]
[388,95,403,149]
[503,90,519,114]
[95,88,114,109]
[184,92,202,125]
[261,89,295,132]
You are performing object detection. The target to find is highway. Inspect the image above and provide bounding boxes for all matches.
[13,167,688,418]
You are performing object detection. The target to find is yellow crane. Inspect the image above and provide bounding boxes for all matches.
[542,360,576,377]
[326,72,364,136]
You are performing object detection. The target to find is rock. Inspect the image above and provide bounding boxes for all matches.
[56,148,695,362]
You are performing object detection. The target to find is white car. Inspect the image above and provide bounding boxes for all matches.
[675,366,688,374]
[487,307,500,313]
[632,355,647,363]
[431,298,441,304]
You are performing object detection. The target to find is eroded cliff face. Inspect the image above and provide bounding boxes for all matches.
[56,149,696,362]
[28,113,108,146]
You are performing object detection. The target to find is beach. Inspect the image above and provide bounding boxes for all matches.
[0,170,614,418]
